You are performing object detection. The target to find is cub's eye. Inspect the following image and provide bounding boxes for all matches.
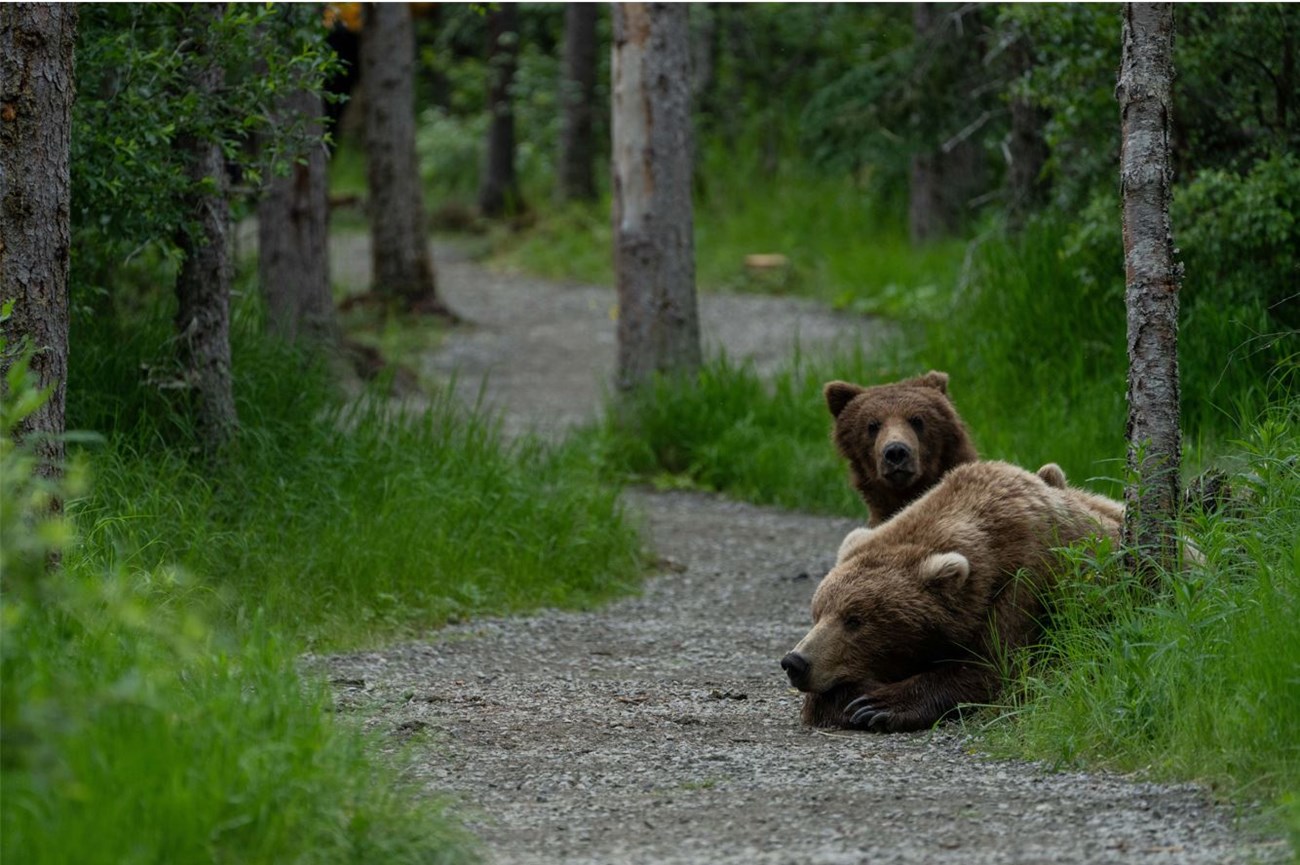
[908,416,924,434]
[842,614,863,631]
[866,421,881,437]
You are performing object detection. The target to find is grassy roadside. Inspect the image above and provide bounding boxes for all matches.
[2,280,644,863]
[990,402,1300,847]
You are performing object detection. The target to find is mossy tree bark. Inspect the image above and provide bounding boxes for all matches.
[611,3,701,393]
[1118,2,1182,575]
[0,3,76,482]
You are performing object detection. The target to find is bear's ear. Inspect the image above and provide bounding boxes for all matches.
[824,381,865,418]
[916,370,950,394]
[1036,463,1067,490]
[920,552,969,590]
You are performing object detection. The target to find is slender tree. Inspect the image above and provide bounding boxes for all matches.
[1117,3,1182,574]
[611,3,700,392]
[174,3,237,453]
[557,3,599,203]
[0,3,76,479]
[361,3,450,316]
[479,4,523,217]
[258,87,338,348]
[1004,23,1051,229]
[908,3,988,244]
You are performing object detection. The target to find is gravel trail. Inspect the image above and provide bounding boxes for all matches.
[318,238,1287,864]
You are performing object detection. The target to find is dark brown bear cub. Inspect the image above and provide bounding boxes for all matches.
[824,371,978,527]
[781,460,1122,733]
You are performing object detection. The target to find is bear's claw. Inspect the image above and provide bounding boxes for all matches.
[844,695,891,731]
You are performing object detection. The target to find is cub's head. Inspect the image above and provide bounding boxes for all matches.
[824,372,976,515]
[781,548,972,698]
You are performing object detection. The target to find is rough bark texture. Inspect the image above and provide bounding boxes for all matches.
[557,3,599,204]
[361,3,446,315]
[478,4,522,218]
[258,88,338,347]
[908,3,987,245]
[612,3,701,393]
[1118,3,1182,574]
[0,4,75,480]
[174,3,237,453]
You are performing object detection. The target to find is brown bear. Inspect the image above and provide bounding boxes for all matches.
[824,371,978,527]
[781,460,1122,733]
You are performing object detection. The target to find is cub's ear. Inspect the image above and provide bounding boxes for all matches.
[916,370,950,394]
[823,381,865,418]
[920,552,969,589]
[1036,463,1068,490]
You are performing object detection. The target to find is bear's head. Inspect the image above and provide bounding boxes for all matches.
[823,371,978,525]
[781,546,976,704]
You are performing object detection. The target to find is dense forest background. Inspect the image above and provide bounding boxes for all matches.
[3,4,1297,863]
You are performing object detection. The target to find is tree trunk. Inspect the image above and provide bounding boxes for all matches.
[557,3,599,204]
[258,87,339,348]
[361,3,449,316]
[479,4,522,218]
[612,3,701,392]
[1118,2,1181,575]
[908,3,987,245]
[1005,28,1051,230]
[0,3,76,482]
[174,3,237,454]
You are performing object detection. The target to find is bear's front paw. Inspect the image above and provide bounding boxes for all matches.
[843,692,895,731]
[843,683,937,733]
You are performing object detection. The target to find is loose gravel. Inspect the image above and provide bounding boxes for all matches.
[314,238,1288,864]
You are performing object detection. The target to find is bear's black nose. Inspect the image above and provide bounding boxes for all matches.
[781,651,811,688]
[882,442,912,468]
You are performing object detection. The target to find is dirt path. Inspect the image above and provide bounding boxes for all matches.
[318,238,1286,864]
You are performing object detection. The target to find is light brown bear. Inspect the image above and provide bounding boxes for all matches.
[824,371,978,527]
[782,460,1122,732]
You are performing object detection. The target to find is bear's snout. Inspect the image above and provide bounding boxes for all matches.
[881,441,914,472]
[781,651,812,690]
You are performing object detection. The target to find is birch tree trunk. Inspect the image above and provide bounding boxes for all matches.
[1117,2,1182,574]
[479,4,522,218]
[557,3,599,204]
[612,3,701,392]
[258,87,338,348]
[0,3,76,481]
[174,2,237,453]
[362,3,449,317]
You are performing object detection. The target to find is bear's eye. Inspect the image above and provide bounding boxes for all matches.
[908,416,924,434]
[842,614,863,632]
[866,421,881,437]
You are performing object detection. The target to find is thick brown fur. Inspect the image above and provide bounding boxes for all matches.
[784,461,1122,732]
[824,371,979,527]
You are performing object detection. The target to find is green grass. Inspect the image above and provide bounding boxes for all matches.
[990,402,1300,845]
[2,363,477,865]
[67,289,644,650]
[2,579,476,865]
